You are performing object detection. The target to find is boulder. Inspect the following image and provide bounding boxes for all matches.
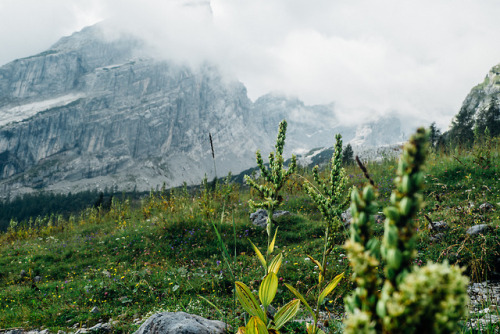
[133,312,227,334]
[479,202,495,212]
[249,209,291,228]
[466,224,492,236]
[428,221,448,232]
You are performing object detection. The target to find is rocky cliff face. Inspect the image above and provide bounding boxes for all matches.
[0,25,406,198]
[459,64,500,116]
[0,25,270,197]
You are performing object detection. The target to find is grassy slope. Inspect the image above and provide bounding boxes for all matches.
[0,141,498,332]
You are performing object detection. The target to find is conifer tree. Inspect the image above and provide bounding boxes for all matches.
[475,95,500,138]
[449,106,474,146]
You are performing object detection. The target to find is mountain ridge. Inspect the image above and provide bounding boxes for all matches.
[0,24,406,199]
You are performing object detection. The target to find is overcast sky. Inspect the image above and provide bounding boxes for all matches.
[1,0,500,130]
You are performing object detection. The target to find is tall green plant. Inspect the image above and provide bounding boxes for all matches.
[235,120,300,334]
[285,134,347,334]
[244,120,297,267]
[344,128,469,334]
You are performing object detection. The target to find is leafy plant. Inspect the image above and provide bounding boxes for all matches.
[237,120,300,333]
[344,128,469,334]
[235,236,301,334]
[244,120,297,267]
[285,133,347,334]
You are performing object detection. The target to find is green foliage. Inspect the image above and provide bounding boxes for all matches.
[0,124,498,332]
[475,96,500,138]
[344,128,470,334]
[244,120,297,260]
[449,106,475,147]
[290,133,347,334]
[342,143,354,166]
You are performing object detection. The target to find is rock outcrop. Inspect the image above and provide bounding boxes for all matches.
[0,24,409,198]
[133,312,227,334]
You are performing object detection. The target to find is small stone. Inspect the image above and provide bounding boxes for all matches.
[466,224,491,236]
[428,221,448,231]
[20,269,27,278]
[479,202,494,211]
[34,276,42,283]
[341,209,352,225]
[90,306,100,314]
[430,233,445,242]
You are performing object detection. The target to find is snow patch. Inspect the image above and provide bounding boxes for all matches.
[350,125,373,146]
[0,94,84,126]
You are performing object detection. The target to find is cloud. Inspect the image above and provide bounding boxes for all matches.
[1,0,500,130]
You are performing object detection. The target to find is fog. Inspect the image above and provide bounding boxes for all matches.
[2,0,500,129]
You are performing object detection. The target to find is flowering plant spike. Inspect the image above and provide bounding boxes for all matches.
[344,127,469,334]
[244,120,297,260]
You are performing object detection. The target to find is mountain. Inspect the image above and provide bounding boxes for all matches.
[0,24,405,199]
[448,63,500,143]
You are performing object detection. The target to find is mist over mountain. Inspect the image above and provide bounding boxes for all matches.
[0,24,407,199]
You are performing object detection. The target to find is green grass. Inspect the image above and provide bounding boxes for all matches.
[0,141,499,333]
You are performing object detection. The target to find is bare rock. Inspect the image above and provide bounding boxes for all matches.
[479,202,495,212]
[466,224,492,236]
[428,221,448,232]
[133,312,227,334]
[430,233,445,243]
[250,209,291,228]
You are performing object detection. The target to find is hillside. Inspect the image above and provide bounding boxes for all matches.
[0,136,498,332]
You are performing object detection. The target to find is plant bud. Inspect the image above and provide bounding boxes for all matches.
[387,249,402,269]
[351,189,363,207]
[399,197,412,216]
[390,192,398,205]
[384,225,399,248]
[412,172,424,188]
[384,206,400,221]
[401,174,412,194]
[358,212,367,225]
[363,186,375,202]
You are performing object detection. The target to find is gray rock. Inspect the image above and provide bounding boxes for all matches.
[133,312,227,334]
[341,209,352,226]
[430,233,445,242]
[90,306,100,314]
[428,221,448,232]
[88,323,111,333]
[479,202,495,212]
[20,270,26,278]
[466,224,492,236]
[249,209,291,228]
[33,276,41,283]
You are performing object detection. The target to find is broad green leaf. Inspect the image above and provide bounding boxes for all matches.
[306,323,326,334]
[268,227,279,255]
[267,253,283,274]
[245,316,268,334]
[273,299,300,330]
[307,255,323,272]
[259,272,278,309]
[318,272,344,305]
[236,281,267,323]
[284,283,315,322]
[236,327,246,334]
[249,239,267,271]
